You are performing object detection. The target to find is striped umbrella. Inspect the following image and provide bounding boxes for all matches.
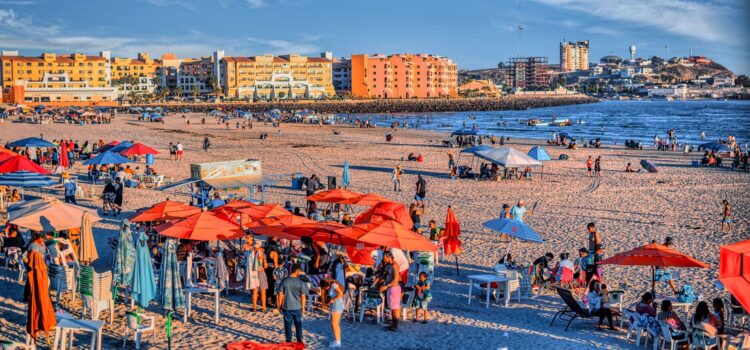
[0,171,56,187]
[482,218,543,261]
[158,239,184,311]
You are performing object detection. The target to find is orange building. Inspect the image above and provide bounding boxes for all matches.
[1,52,108,89]
[350,54,458,98]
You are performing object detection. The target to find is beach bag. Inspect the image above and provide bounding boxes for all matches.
[678,285,696,303]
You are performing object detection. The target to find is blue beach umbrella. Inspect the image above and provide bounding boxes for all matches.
[0,171,56,187]
[83,151,132,165]
[342,161,351,188]
[7,137,57,148]
[131,231,156,308]
[483,218,544,259]
[108,141,135,154]
[158,238,184,311]
[113,220,136,301]
[527,146,551,161]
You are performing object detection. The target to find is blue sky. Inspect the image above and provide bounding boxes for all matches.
[1,0,748,73]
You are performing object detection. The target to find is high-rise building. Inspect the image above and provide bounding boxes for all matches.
[501,57,550,90]
[332,57,352,94]
[560,40,590,72]
[350,53,458,99]
[219,53,333,99]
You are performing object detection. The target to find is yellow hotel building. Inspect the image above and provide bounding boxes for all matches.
[1,52,108,88]
[109,52,159,81]
[220,53,334,99]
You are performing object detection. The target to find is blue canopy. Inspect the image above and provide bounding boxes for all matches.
[699,142,731,153]
[482,218,543,243]
[7,137,56,148]
[83,151,132,165]
[158,238,185,311]
[108,141,134,153]
[342,161,351,188]
[131,231,156,308]
[0,170,56,187]
[451,128,487,136]
[527,146,551,161]
[460,145,492,155]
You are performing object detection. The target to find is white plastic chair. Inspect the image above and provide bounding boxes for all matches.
[623,309,647,345]
[689,328,720,350]
[123,312,155,350]
[78,266,113,323]
[608,290,626,328]
[358,290,384,323]
[398,290,416,321]
[656,320,689,350]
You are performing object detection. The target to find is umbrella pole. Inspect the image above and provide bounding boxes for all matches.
[454,255,460,276]
[166,311,173,350]
[652,266,656,296]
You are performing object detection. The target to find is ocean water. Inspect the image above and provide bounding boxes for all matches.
[360,100,750,145]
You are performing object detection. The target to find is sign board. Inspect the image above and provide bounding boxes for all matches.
[190,159,262,180]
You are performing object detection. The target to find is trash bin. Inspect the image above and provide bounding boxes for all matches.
[146,154,154,165]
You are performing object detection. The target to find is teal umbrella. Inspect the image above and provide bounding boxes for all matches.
[113,220,136,301]
[158,239,185,311]
[342,161,351,188]
[131,231,156,308]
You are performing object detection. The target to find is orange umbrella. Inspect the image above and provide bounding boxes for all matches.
[307,188,363,204]
[221,200,257,209]
[337,220,436,251]
[352,193,390,207]
[211,206,254,228]
[719,239,750,312]
[119,143,159,156]
[354,201,413,228]
[130,200,201,222]
[0,155,50,174]
[26,250,56,341]
[156,211,243,241]
[443,206,462,255]
[284,222,358,245]
[346,244,377,266]
[237,204,292,221]
[600,243,708,294]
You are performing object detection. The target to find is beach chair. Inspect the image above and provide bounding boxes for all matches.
[608,290,626,328]
[48,262,77,308]
[550,287,593,331]
[342,283,357,322]
[358,290,384,323]
[304,274,329,312]
[78,266,114,323]
[623,309,649,346]
[726,297,749,332]
[394,289,416,321]
[0,340,34,350]
[689,328,720,350]
[656,320,689,350]
[123,311,155,350]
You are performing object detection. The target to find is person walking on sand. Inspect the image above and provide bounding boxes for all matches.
[586,156,593,176]
[448,152,455,170]
[511,200,532,222]
[176,142,184,161]
[594,156,602,177]
[392,164,402,192]
[202,137,210,152]
[415,173,426,206]
[586,222,602,283]
[277,264,308,344]
[721,200,732,235]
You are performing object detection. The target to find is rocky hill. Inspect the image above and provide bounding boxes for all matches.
[654,62,735,82]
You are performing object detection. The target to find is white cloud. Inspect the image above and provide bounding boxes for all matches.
[245,0,265,8]
[531,0,736,43]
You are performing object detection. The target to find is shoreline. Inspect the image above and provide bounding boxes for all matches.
[132,95,598,114]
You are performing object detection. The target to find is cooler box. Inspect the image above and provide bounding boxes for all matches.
[146,154,154,165]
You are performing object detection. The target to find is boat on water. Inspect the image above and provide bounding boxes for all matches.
[526,118,572,127]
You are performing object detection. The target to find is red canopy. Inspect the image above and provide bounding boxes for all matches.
[237,204,292,221]
[354,201,413,228]
[0,151,14,163]
[719,239,750,312]
[156,211,243,241]
[0,146,17,156]
[337,220,436,251]
[352,193,390,207]
[130,200,201,222]
[306,188,363,204]
[0,155,51,174]
[443,206,462,255]
[120,143,159,156]
[599,243,709,268]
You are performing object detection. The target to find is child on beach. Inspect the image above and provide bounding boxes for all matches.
[721,200,731,235]
[414,272,432,324]
[586,156,593,176]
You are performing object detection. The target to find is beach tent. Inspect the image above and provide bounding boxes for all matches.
[475,147,543,168]
[451,128,487,136]
[699,142,731,153]
[527,146,551,161]
[600,243,708,294]
[83,151,132,165]
[0,156,51,174]
[7,137,56,148]
[719,240,750,313]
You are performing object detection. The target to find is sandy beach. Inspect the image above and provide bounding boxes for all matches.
[0,113,747,350]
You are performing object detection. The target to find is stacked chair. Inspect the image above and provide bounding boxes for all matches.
[78,266,114,323]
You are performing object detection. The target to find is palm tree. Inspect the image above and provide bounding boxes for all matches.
[192,85,200,98]
[173,87,184,98]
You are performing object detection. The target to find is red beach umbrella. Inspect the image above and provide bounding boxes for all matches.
[337,220,436,252]
[0,155,51,174]
[600,243,708,294]
[354,201,413,228]
[443,206,462,256]
[155,211,243,241]
[719,239,750,312]
[237,204,292,221]
[346,244,377,266]
[246,215,315,240]
[59,142,69,168]
[130,200,201,222]
[120,143,159,156]
[352,193,390,207]
[306,188,363,204]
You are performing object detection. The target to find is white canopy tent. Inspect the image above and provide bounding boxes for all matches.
[474,147,545,178]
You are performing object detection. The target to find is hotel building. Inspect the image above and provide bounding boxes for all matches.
[108,52,160,96]
[349,53,458,99]
[219,53,334,99]
[560,40,590,72]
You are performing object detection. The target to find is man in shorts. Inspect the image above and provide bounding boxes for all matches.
[176,142,184,160]
[378,252,401,331]
[414,173,426,205]
[721,200,732,235]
